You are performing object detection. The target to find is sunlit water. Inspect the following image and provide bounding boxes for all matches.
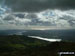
[29,36,61,42]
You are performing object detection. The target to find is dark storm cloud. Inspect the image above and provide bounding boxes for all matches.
[4,0,75,12]
[14,14,25,18]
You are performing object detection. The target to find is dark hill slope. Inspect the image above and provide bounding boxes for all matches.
[0,35,75,56]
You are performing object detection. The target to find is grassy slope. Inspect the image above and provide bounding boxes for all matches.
[0,35,75,56]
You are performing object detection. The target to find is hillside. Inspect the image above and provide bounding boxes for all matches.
[0,35,75,56]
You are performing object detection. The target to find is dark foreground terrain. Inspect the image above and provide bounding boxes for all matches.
[0,35,75,56]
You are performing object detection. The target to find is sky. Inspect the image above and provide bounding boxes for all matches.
[4,0,75,12]
[0,0,75,30]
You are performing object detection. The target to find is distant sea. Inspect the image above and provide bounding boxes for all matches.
[0,29,75,42]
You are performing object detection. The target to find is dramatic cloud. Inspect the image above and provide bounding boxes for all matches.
[4,0,75,12]
[0,9,75,28]
[0,2,75,30]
